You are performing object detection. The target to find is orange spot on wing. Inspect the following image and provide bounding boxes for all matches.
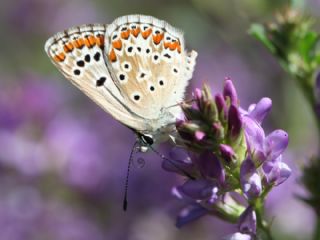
[153,33,164,45]
[141,28,152,39]
[84,38,90,47]
[53,52,66,62]
[177,43,181,53]
[164,42,180,51]
[170,42,178,50]
[84,35,96,48]
[164,42,170,49]
[96,35,104,47]
[121,30,130,40]
[88,35,96,46]
[112,39,122,50]
[63,42,74,53]
[131,27,140,37]
[109,48,117,62]
[73,38,85,49]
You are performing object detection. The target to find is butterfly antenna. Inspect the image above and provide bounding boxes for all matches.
[148,145,195,180]
[123,141,139,211]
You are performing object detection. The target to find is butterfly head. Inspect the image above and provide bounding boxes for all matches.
[140,134,154,145]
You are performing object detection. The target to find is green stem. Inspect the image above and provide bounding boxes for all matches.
[254,200,274,240]
[296,76,320,137]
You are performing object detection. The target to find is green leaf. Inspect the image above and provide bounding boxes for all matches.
[297,31,319,62]
[249,24,276,53]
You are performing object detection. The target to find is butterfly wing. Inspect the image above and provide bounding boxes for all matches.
[44,24,148,131]
[104,15,197,121]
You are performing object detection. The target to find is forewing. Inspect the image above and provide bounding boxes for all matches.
[44,24,147,131]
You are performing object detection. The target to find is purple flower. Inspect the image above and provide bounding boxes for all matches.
[262,156,291,186]
[225,232,252,240]
[178,179,219,202]
[240,158,262,200]
[242,99,289,166]
[215,93,227,117]
[220,144,236,163]
[228,104,242,139]
[195,130,206,141]
[224,206,256,239]
[193,151,225,185]
[162,148,195,177]
[244,98,272,124]
[223,78,239,106]
[169,80,290,236]
[238,206,256,235]
[176,204,208,228]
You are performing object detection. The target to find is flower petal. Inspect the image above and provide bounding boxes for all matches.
[242,116,265,159]
[215,93,227,117]
[224,232,252,240]
[176,204,208,228]
[177,179,213,200]
[223,79,238,105]
[265,129,289,160]
[240,158,262,199]
[228,104,242,139]
[194,151,225,184]
[248,98,272,124]
[238,206,257,235]
[161,158,195,177]
[262,158,291,186]
[195,130,206,141]
[219,144,236,163]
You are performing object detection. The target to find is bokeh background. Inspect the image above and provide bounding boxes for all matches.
[0,0,319,239]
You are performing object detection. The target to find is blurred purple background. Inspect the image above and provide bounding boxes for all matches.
[0,0,319,239]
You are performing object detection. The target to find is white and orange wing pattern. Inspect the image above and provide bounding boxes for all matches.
[45,15,197,142]
[104,15,197,120]
[45,23,147,131]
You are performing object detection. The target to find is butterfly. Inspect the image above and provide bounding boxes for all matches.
[44,14,197,150]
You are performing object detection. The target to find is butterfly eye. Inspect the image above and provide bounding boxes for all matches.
[141,134,154,145]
